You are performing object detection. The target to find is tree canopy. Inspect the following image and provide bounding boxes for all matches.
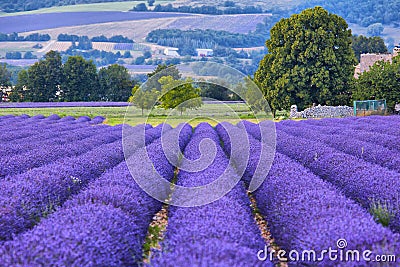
[98,64,134,101]
[10,51,134,102]
[145,64,181,92]
[351,35,388,62]
[255,7,357,113]
[130,85,160,115]
[354,57,400,112]
[159,76,202,115]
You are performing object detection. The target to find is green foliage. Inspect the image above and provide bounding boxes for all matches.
[0,32,50,42]
[151,3,262,15]
[62,56,99,101]
[130,85,160,115]
[98,64,134,101]
[145,64,181,92]
[354,57,400,112]
[13,51,108,102]
[9,69,28,102]
[146,29,265,56]
[244,76,267,114]
[255,7,356,114]
[159,76,202,115]
[369,200,394,227]
[22,51,64,102]
[134,56,146,65]
[5,52,22,59]
[351,35,388,62]
[133,3,148,11]
[23,51,37,60]
[198,80,231,101]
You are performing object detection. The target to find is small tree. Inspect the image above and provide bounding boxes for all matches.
[159,76,202,115]
[148,0,155,7]
[134,3,148,12]
[130,85,160,116]
[244,77,267,114]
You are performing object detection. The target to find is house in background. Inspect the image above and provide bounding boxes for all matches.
[354,45,400,78]
[164,47,180,57]
[196,48,213,57]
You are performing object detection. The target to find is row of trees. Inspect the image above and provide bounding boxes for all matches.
[9,51,135,102]
[5,51,37,60]
[0,32,50,42]
[58,34,133,43]
[133,3,263,14]
[146,29,265,56]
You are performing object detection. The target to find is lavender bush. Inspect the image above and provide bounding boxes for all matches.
[221,122,400,265]
[149,123,273,267]
[0,124,167,241]
[0,125,192,266]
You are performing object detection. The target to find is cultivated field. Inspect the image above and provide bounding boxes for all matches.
[173,0,299,9]
[0,12,196,34]
[18,13,269,42]
[0,114,399,265]
[165,13,271,34]
[0,1,173,16]
[22,17,185,41]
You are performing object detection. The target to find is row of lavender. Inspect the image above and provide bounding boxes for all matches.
[221,120,400,266]
[0,116,272,266]
[0,122,188,266]
[0,102,130,109]
[1,115,400,266]
[0,115,171,243]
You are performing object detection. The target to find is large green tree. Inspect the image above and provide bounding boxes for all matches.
[98,64,134,101]
[354,57,400,112]
[23,51,63,102]
[0,64,11,102]
[62,56,99,101]
[255,7,357,113]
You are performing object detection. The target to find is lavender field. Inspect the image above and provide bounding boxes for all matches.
[0,12,195,34]
[0,114,399,266]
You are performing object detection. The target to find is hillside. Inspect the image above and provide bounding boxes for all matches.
[2,0,400,27]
